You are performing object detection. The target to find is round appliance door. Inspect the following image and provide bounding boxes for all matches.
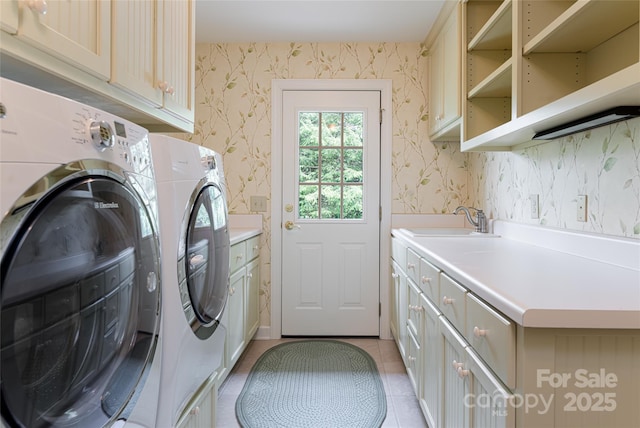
[1,165,161,428]
[179,181,229,340]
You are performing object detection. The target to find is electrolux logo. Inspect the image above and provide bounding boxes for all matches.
[94,202,120,209]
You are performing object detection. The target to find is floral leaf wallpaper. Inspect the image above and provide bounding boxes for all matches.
[173,41,640,328]
[469,117,640,238]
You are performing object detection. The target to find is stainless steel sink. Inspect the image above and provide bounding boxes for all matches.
[399,228,498,237]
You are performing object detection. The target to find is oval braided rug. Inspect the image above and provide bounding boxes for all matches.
[235,340,387,428]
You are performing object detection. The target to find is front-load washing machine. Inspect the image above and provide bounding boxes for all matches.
[149,135,229,427]
[0,78,163,428]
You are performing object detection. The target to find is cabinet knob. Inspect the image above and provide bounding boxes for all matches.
[452,360,463,370]
[158,81,175,94]
[457,367,469,378]
[190,406,200,416]
[391,273,399,279]
[442,296,454,305]
[26,0,48,15]
[421,276,432,284]
[408,356,417,363]
[473,326,487,337]
[247,273,253,279]
[407,263,415,270]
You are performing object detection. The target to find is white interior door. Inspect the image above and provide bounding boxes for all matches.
[281,90,381,336]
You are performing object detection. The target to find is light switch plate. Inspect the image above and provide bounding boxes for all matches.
[250,195,267,212]
[577,195,587,222]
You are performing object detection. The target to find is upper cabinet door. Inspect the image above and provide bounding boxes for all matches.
[110,0,163,106]
[18,0,110,80]
[158,0,195,121]
[0,0,19,34]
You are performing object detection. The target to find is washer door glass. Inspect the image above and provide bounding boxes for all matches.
[184,183,229,338]
[1,175,160,428]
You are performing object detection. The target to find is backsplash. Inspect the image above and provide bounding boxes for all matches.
[469,117,640,239]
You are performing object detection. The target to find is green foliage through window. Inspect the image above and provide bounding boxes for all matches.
[298,111,364,220]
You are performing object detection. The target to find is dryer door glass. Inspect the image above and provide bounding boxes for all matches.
[0,175,161,428]
[184,183,229,336]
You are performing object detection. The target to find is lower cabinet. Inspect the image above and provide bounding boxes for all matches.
[419,294,441,428]
[176,372,218,428]
[226,267,246,368]
[440,317,471,428]
[391,235,640,428]
[217,234,261,386]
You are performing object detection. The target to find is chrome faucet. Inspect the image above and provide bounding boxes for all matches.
[454,206,488,233]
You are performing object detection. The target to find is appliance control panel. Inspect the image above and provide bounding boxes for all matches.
[0,77,152,177]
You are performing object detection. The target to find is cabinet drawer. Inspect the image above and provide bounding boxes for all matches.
[391,238,406,268]
[466,293,516,389]
[246,235,260,261]
[229,241,246,274]
[419,258,440,302]
[406,248,421,284]
[439,273,466,334]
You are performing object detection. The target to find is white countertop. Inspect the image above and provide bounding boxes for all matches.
[229,214,262,245]
[392,221,640,329]
[230,228,261,245]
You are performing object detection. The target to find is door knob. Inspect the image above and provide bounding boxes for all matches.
[284,221,300,230]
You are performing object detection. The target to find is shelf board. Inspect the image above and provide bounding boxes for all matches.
[468,57,512,98]
[461,63,640,151]
[468,0,512,51]
[523,0,639,55]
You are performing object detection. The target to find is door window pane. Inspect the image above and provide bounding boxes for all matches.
[299,148,319,182]
[343,186,363,219]
[320,185,342,219]
[299,112,319,146]
[299,185,319,219]
[298,111,365,220]
[321,112,342,146]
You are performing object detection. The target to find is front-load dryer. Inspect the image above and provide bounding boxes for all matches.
[149,135,229,427]
[0,78,163,428]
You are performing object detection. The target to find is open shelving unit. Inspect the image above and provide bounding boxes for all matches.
[460,0,640,151]
[464,0,513,141]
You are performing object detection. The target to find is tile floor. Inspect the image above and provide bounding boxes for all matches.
[215,338,428,427]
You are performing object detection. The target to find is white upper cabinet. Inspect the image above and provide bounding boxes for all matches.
[0,0,194,132]
[111,1,162,106]
[0,0,19,34]
[427,1,462,141]
[9,0,110,79]
[157,0,195,123]
[111,0,195,129]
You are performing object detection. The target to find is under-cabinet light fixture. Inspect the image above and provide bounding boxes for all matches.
[532,106,640,140]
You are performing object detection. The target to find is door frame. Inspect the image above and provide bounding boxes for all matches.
[271,79,393,339]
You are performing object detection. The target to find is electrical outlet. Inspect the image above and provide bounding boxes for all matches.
[577,195,587,222]
[250,196,267,212]
[529,194,539,219]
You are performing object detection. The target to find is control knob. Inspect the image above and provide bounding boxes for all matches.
[89,120,115,151]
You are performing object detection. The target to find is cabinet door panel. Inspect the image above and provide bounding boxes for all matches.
[420,294,441,428]
[1,0,18,33]
[466,347,514,428]
[158,0,194,119]
[245,258,260,340]
[440,318,470,428]
[390,261,401,339]
[227,269,246,367]
[111,0,162,106]
[19,0,110,79]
